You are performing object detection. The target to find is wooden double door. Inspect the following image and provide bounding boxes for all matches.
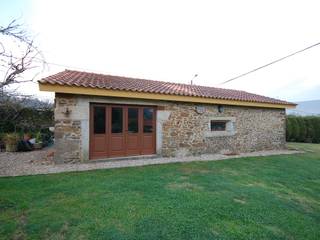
[90,104,156,159]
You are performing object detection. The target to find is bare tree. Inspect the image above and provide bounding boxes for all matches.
[0,19,45,92]
[0,19,50,134]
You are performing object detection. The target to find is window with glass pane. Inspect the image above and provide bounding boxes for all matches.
[211,121,227,131]
[94,106,105,134]
[143,108,153,133]
[112,107,123,133]
[128,108,139,133]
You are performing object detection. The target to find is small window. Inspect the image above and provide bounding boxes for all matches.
[94,106,106,134]
[112,107,123,133]
[211,121,227,131]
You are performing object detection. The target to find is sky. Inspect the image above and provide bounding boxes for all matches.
[1,0,320,102]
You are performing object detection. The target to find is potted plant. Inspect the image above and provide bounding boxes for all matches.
[4,133,20,152]
[34,131,43,150]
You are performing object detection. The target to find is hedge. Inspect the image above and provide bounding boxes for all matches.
[286,115,320,143]
[0,95,53,134]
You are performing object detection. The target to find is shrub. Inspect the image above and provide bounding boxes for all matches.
[310,117,320,143]
[290,117,299,141]
[305,117,315,143]
[297,117,307,142]
[286,118,292,141]
[286,115,320,143]
[0,94,53,133]
[35,132,42,143]
[0,132,4,143]
[4,133,20,152]
[3,133,20,145]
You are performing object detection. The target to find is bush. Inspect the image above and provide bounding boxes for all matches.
[304,117,314,143]
[286,115,320,143]
[3,133,20,152]
[0,132,4,143]
[286,118,292,141]
[3,133,20,145]
[310,117,320,143]
[290,117,299,141]
[297,117,306,142]
[0,94,53,133]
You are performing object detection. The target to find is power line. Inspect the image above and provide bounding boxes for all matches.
[34,58,99,73]
[1,52,98,73]
[4,41,320,84]
[219,41,320,85]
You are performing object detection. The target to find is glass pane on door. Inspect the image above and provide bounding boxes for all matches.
[128,108,139,133]
[94,106,105,134]
[143,108,154,133]
[112,107,123,133]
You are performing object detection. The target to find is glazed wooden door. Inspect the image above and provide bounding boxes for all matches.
[126,107,141,156]
[141,107,156,155]
[109,106,125,157]
[90,105,108,159]
[90,104,156,159]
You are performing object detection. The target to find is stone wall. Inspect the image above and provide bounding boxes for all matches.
[54,93,286,163]
[161,103,286,157]
[54,94,82,163]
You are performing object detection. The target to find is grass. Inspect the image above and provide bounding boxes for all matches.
[1,143,320,240]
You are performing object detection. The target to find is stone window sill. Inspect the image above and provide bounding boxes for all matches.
[205,130,237,137]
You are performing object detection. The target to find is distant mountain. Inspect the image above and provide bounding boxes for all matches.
[287,100,320,116]
[1,93,53,110]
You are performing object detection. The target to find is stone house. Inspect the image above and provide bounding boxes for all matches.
[39,70,296,163]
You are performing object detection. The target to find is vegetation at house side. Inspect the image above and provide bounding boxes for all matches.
[1,143,320,240]
[0,95,54,151]
[0,95,53,134]
[286,115,320,143]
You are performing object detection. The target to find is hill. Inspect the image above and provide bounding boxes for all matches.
[287,99,320,116]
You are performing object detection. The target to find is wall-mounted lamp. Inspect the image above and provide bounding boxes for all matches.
[218,105,224,113]
[62,107,71,116]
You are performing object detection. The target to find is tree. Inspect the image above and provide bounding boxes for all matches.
[0,19,50,135]
[0,19,45,92]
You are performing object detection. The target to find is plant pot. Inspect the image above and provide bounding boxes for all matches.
[34,142,43,150]
[6,144,17,152]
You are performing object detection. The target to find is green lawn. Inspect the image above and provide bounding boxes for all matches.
[1,143,320,240]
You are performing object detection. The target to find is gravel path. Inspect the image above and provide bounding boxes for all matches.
[0,148,302,177]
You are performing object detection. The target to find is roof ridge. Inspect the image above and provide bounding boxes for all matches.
[63,69,245,93]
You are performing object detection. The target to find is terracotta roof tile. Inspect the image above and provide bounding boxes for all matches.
[39,70,295,106]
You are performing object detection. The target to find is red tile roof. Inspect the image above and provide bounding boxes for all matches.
[39,70,295,106]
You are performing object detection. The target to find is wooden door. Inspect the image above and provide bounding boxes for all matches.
[125,107,141,156]
[109,106,125,157]
[90,105,108,159]
[141,107,156,155]
[90,104,156,159]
